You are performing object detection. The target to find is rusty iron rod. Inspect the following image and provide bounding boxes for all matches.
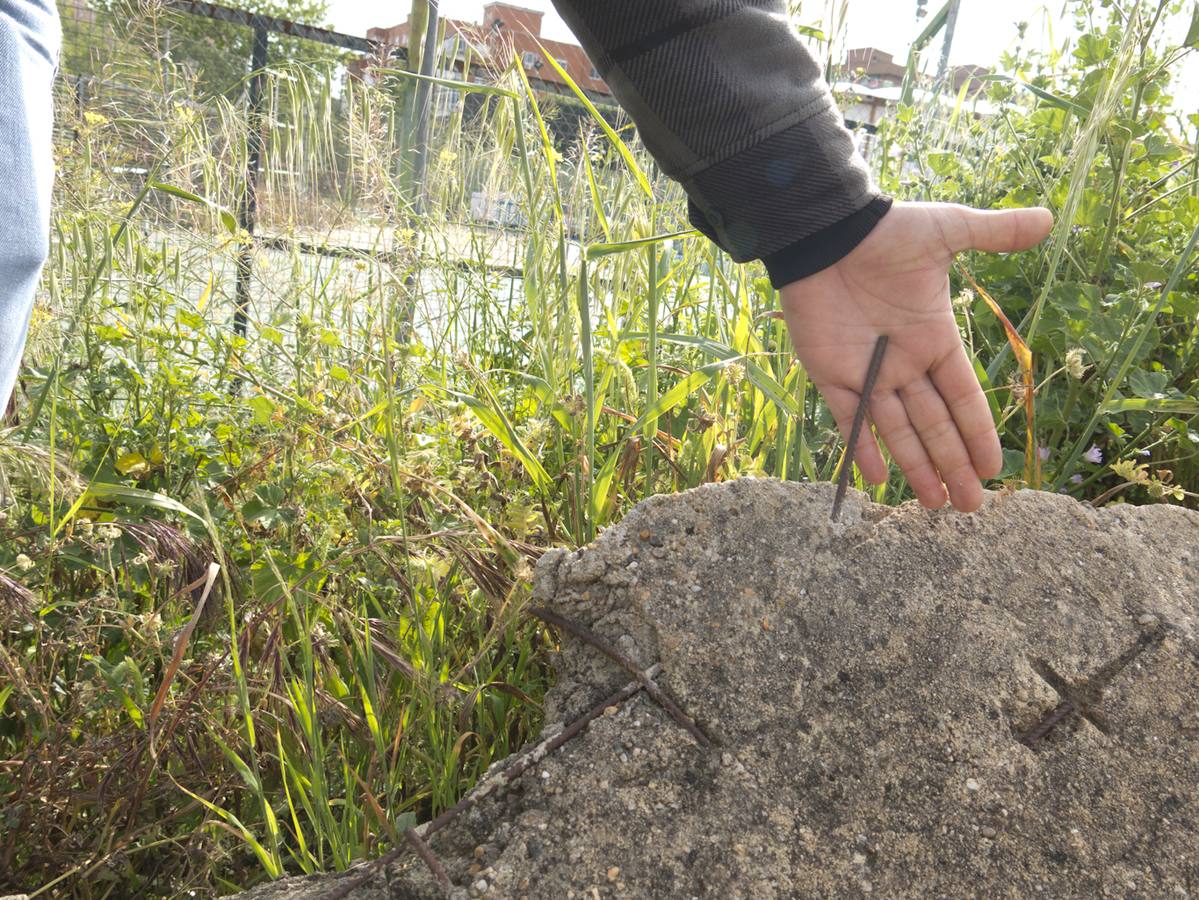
[1017,699,1077,747]
[404,827,451,888]
[420,668,654,840]
[531,606,713,747]
[832,334,888,521]
[321,672,654,900]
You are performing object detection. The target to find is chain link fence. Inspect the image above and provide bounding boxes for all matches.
[52,0,624,339]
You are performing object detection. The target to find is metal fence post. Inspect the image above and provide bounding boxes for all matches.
[932,0,960,95]
[410,1,440,216]
[397,2,441,343]
[234,24,270,338]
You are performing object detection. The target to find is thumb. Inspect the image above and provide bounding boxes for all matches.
[941,205,1054,254]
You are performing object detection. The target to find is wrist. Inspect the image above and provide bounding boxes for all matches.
[764,196,893,289]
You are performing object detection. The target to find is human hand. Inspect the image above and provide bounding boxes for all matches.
[780,201,1053,512]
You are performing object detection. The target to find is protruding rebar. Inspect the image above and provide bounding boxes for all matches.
[832,334,889,522]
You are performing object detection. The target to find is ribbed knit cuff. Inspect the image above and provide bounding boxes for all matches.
[763,196,893,288]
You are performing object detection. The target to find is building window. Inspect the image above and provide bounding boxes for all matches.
[590,66,601,80]
[556,58,568,71]
[521,50,539,69]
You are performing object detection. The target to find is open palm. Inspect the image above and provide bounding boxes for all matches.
[781,201,1053,512]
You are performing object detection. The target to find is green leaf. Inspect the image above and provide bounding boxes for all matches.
[89,655,145,727]
[151,182,238,234]
[114,451,150,478]
[591,359,737,522]
[926,151,959,177]
[436,384,553,491]
[586,230,699,260]
[210,730,262,794]
[628,332,800,416]
[513,62,564,220]
[242,487,289,529]
[372,66,519,98]
[978,74,1091,117]
[632,367,722,433]
[1186,2,1199,48]
[1055,220,1199,488]
[582,149,611,243]
[276,731,316,874]
[511,372,573,431]
[973,358,1001,422]
[172,778,283,878]
[1074,33,1111,65]
[1126,368,1172,400]
[85,482,203,523]
[998,448,1026,480]
[1101,398,1199,415]
[248,395,276,425]
[94,323,130,342]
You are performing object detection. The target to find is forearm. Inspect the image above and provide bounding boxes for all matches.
[0,0,60,410]
[549,0,889,285]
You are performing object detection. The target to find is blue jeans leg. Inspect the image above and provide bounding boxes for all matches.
[0,0,60,411]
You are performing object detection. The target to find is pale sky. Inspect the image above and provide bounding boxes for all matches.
[325,1,1198,107]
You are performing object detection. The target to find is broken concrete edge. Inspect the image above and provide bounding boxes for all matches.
[232,478,1199,899]
[536,480,1198,637]
[533,479,1198,755]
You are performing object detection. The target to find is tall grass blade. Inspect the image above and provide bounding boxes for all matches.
[586,230,699,260]
[435,387,553,491]
[537,47,654,200]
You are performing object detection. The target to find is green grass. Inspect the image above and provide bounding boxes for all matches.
[1,1,1197,896]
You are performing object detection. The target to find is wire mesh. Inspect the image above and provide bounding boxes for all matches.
[50,0,630,355]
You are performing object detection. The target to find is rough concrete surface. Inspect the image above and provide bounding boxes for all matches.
[241,481,1199,899]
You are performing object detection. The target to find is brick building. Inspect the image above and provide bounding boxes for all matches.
[836,47,993,130]
[354,2,611,105]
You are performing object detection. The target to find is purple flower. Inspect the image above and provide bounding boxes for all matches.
[1038,446,1050,462]
[1070,474,1083,484]
[1135,448,1151,457]
[1083,445,1103,465]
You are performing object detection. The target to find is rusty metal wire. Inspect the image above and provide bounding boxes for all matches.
[322,654,668,900]
[832,334,888,522]
[403,828,452,889]
[1017,698,1079,747]
[531,606,714,748]
[1018,626,1165,749]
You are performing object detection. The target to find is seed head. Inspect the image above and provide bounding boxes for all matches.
[1065,348,1086,380]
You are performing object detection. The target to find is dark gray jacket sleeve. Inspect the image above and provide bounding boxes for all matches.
[549,0,891,287]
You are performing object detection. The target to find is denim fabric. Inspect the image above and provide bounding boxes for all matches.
[0,0,60,410]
